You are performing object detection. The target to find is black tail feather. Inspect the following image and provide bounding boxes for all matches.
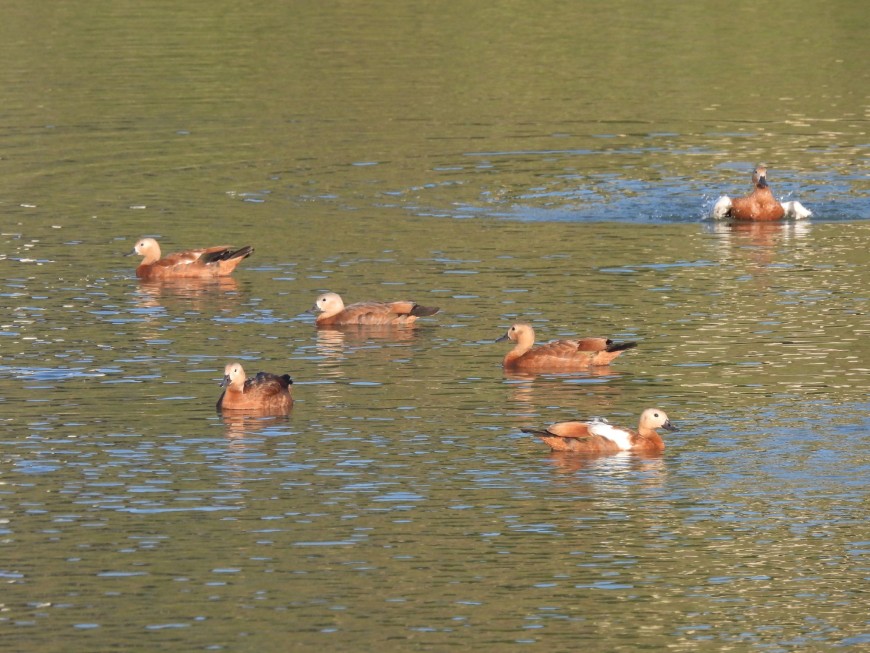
[605,341,637,353]
[225,245,254,261]
[410,304,440,317]
[202,245,254,264]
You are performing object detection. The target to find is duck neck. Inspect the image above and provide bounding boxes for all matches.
[504,336,533,366]
[634,428,665,451]
[503,349,524,366]
[142,243,161,265]
[514,331,535,356]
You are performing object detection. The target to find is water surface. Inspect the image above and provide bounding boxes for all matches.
[0,1,868,651]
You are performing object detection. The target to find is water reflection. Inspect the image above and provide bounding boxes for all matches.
[503,366,619,384]
[134,277,241,309]
[315,325,422,375]
[221,412,292,439]
[503,369,625,421]
[1,0,867,647]
[317,325,422,344]
[313,328,348,377]
[542,450,666,485]
[707,219,812,246]
[127,277,246,343]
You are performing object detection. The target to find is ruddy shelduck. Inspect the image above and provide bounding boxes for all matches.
[128,237,253,279]
[712,165,811,221]
[523,408,676,454]
[216,362,293,413]
[309,292,440,327]
[497,323,636,372]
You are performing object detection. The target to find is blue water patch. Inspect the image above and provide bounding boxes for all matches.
[408,165,870,223]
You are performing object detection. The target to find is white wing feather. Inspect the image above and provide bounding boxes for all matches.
[587,422,633,450]
[780,200,812,219]
[711,196,732,220]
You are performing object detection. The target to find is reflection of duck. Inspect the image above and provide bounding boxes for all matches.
[543,449,667,480]
[503,367,618,383]
[131,277,242,339]
[128,237,253,279]
[721,219,811,245]
[216,362,293,414]
[730,218,810,236]
[315,328,347,358]
[137,276,240,301]
[318,324,421,344]
[222,412,290,439]
[309,292,439,327]
[523,408,676,454]
[313,329,349,378]
[497,323,636,372]
[503,367,622,413]
[708,219,812,273]
[711,165,811,221]
[314,326,422,371]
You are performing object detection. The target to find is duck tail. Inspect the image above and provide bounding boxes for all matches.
[202,245,254,264]
[410,304,440,317]
[226,245,254,261]
[606,341,637,353]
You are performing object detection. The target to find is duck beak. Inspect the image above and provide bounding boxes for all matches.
[757,175,768,188]
[662,419,678,432]
[124,247,137,257]
[495,333,509,343]
[305,303,321,315]
[220,374,231,388]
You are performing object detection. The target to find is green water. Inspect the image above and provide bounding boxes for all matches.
[0,1,867,651]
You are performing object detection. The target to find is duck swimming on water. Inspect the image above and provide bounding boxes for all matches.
[523,408,676,454]
[128,237,253,279]
[216,362,293,413]
[309,292,440,327]
[711,165,811,221]
[497,323,636,372]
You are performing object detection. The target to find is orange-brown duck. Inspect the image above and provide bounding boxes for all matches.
[310,292,440,327]
[712,165,811,221]
[523,408,676,454]
[497,323,636,372]
[216,362,293,413]
[129,237,253,279]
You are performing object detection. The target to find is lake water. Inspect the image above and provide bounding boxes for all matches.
[1,1,868,651]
